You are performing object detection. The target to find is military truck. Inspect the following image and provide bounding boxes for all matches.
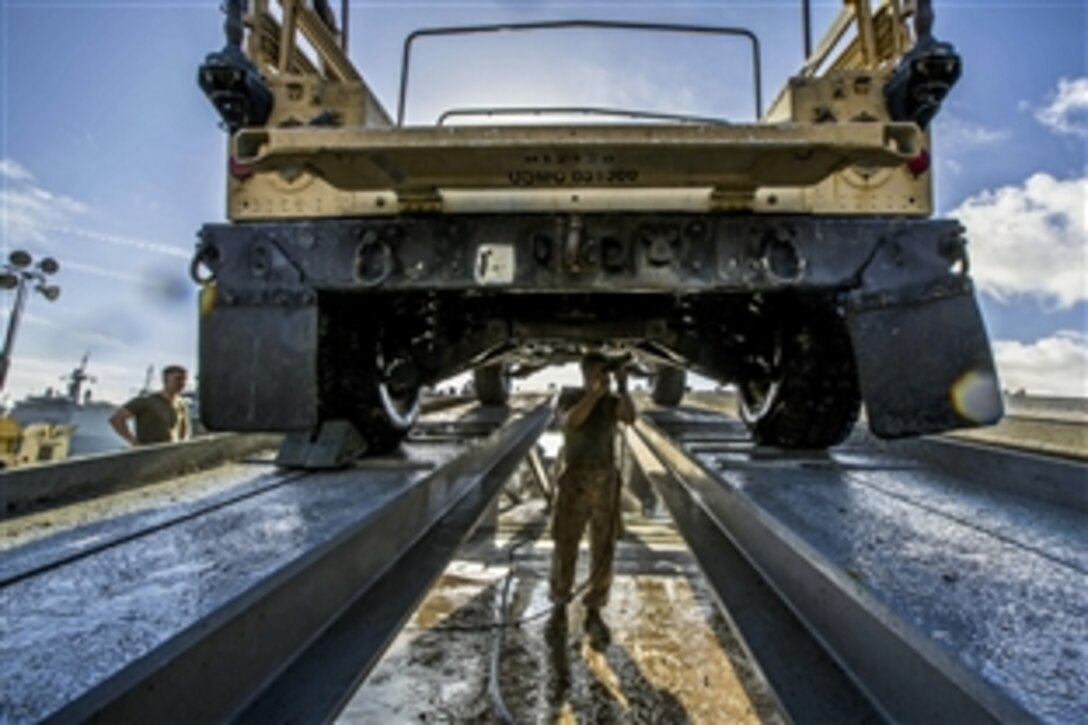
[0,417,74,469]
[195,0,1002,466]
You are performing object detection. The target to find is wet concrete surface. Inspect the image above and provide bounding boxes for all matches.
[0,440,465,722]
[340,501,782,724]
[0,455,279,552]
[949,417,1087,460]
[0,402,542,722]
[686,390,1088,460]
[0,462,297,584]
[654,410,1088,722]
[3,393,1079,721]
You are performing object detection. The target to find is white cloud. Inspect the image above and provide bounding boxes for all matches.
[0,161,187,258]
[0,310,132,351]
[950,173,1086,309]
[935,116,1010,148]
[408,48,705,124]
[578,62,699,118]
[26,223,189,259]
[993,331,1087,397]
[0,158,34,182]
[1,161,90,247]
[62,260,162,288]
[1035,76,1088,138]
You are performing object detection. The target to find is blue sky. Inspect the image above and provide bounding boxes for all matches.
[1,0,1085,403]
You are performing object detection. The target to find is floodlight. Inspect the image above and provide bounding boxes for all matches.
[0,273,18,290]
[39,285,61,302]
[38,258,60,275]
[9,250,32,268]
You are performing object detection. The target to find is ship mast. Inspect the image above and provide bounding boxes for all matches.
[65,353,96,404]
[139,365,155,396]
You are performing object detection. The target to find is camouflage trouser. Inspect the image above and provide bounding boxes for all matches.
[548,465,622,609]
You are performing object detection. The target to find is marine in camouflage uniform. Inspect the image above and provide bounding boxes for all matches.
[549,353,635,611]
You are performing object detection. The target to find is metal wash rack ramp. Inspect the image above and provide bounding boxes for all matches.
[1,397,1084,722]
[627,406,1085,723]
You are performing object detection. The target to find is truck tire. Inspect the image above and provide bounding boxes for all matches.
[325,367,418,455]
[740,312,860,449]
[320,307,419,455]
[651,365,686,407]
[474,364,510,406]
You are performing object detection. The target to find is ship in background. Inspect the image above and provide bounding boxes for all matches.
[7,354,126,457]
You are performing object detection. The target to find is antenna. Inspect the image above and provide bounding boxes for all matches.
[341,0,349,52]
[802,0,812,59]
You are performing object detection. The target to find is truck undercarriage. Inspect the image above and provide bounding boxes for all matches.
[195,0,1002,466]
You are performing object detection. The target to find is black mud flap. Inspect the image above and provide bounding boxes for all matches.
[199,293,320,431]
[846,282,1003,438]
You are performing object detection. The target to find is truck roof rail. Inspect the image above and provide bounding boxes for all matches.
[436,106,733,127]
[398,20,762,126]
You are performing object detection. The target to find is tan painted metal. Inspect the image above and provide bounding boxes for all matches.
[243,0,391,128]
[801,0,914,77]
[0,417,74,469]
[765,69,932,215]
[226,0,934,220]
[230,122,920,218]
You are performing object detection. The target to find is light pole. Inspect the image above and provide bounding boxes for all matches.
[0,250,61,392]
